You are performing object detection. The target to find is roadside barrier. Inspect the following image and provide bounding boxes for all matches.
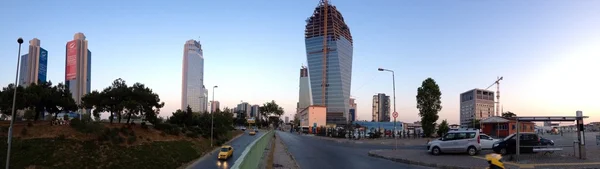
[231,130,274,169]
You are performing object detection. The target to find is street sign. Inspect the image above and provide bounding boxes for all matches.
[393,112,398,119]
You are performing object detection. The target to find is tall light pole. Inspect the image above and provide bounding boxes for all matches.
[378,68,397,150]
[6,37,24,169]
[210,85,218,147]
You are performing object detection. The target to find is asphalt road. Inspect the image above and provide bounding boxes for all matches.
[187,131,266,169]
[277,131,433,169]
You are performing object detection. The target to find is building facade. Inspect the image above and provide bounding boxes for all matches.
[305,0,353,125]
[65,33,91,115]
[236,102,251,118]
[349,97,357,121]
[299,105,327,132]
[19,38,48,87]
[480,116,535,137]
[251,104,260,119]
[181,40,207,113]
[372,93,390,122]
[297,66,311,110]
[210,101,220,113]
[460,89,496,127]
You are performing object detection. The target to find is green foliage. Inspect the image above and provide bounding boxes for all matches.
[437,119,450,137]
[502,111,517,118]
[165,108,234,140]
[416,78,442,137]
[70,119,105,134]
[24,110,35,120]
[258,100,284,127]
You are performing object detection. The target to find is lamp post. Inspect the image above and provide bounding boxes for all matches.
[211,85,218,147]
[6,37,24,169]
[378,68,397,150]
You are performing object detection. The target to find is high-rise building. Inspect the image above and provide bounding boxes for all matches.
[305,0,353,125]
[181,40,207,113]
[65,33,91,115]
[285,116,289,124]
[210,101,220,113]
[349,97,357,122]
[19,38,48,87]
[251,105,260,119]
[460,89,495,127]
[297,66,312,112]
[236,102,251,118]
[372,93,390,122]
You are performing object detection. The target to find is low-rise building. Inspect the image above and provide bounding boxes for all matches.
[299,105,327,133]
[480,116,535,138]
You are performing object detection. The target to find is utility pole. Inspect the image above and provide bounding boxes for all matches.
[6,37,24,169]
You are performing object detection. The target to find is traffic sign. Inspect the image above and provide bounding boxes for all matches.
[393,112,398,118]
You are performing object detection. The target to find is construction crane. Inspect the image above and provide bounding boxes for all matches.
[320,0,329,106]
[485,76,503,116]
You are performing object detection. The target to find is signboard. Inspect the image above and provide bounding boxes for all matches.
[393,112,398,119]
[38,48,48,83]
[66,40,78,80]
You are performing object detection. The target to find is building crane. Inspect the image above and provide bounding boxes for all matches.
[485,76,503,117]
[320,0,329,106]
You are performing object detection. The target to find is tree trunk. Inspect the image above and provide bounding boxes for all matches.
[109,112,114,124]
[118,113,122,123]
[34,108,40,121]
[126,112,132,124]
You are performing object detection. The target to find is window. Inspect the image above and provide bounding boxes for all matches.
[512,124,516,130]
[444,133,456,140]
[457,132,467,139]
[480,135,490,140]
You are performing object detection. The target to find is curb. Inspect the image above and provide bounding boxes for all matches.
[367,150,471,169]
[181,132,244,169]
[276,132,301,169]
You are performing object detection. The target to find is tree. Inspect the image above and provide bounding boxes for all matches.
[0,84,27,116]
[46,83,78,120]
[437,119,450,137]
[24,82,53,121]
[259,100,284,126]
[416,78,442,137]
[502,111,517,118]
[81,90,105,121]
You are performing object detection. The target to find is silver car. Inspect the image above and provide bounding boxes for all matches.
[427,129,482,156]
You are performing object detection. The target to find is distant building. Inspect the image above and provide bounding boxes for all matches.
[285,116,289,124]
[372,93,390,122]
[299,106,327,133]
[460,89,495,127]
[210,101,220,113]
[65,33,91,116]
[181,39,207,113]
[349,97,357,122]
[480,116,534,137]
[250,105,260,119]
[297,66,311,112]
[19,38,48,87]
[236,102,251,118]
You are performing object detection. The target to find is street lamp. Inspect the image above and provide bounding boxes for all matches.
[378,67,397,150]
[6,37,24,169]
[211,85,218,147]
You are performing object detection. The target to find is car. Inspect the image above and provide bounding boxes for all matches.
[492,132,541,155]
[249,130,256,135]
[540,137,554,146]
[218,145,234,160]
[479,134,501,149]
[427,128,482,156]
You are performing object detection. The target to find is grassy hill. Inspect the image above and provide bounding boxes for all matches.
[0,121,241,169]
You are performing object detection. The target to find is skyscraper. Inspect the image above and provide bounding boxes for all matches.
[237,102,251,118]
[305,0,353,125]
[372,93,390,122]
[65,33,91,115]
[181,40,207,113]
[19,38,48,87]
[297,66,311,112]
[210,101,220,113]
[251,105,260,119]
[349,97,357,122]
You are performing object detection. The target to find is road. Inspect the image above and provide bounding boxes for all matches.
[277,131,433,169]
[187,131,265,169]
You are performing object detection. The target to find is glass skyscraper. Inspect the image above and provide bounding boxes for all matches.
[181,40,207,113]
[305,0,353,125]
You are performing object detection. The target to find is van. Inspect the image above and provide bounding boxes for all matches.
[427,129,482,156]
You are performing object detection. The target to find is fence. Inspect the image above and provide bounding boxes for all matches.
[231,130,274,169]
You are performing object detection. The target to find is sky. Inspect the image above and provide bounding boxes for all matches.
[1,0,599,125]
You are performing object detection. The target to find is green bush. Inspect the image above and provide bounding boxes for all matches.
[185,131,199,138]
[127,136,137,144]
[70,120,105,134]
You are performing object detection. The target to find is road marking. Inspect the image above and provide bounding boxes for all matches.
[471,156,600,168]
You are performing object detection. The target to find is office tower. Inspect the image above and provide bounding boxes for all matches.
[349,97,357,122]
[181,40,207,113]
[65,33,91,115]
[305,0,353,125]
[285,116,289,124]
[210,101,220,113]
[297,66,311,112]
[460,89,495,127]
[251,105,260,119]
[19,38,48,87]
[372,93,390,122]
[236,102,251,118]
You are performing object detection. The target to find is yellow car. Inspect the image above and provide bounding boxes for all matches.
[218,145,234,160]
[485,153,505,169]
[249,130,256,135]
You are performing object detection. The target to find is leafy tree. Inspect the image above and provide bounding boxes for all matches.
[0,84,27,116]
[46,83,78,120]
[502,111,517,118]
[259,100,284,126]
[24,82,53,121]
[437,119,450,137]
[416,78,442,137]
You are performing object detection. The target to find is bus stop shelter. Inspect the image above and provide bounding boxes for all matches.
[514,111,589,161]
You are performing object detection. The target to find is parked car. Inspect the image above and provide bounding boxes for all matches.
[492,132,541,155]
[479,134,501,149]
[540,137,554,146]
[427,129,482,156]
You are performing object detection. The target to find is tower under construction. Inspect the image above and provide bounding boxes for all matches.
[304,0,353,125]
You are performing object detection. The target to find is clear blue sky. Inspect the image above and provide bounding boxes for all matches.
[1,0,599,124]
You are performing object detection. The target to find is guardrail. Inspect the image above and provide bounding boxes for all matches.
[231,130,274,169]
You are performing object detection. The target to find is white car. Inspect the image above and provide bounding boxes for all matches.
[479,134,500,149]
[427,129,482,156]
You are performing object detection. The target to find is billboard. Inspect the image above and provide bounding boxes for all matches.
[66,40,78,80]
[38,48,48,83]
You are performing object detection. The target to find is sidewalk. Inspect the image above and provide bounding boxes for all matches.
[271,133,299,169]
[314,135,431,146]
